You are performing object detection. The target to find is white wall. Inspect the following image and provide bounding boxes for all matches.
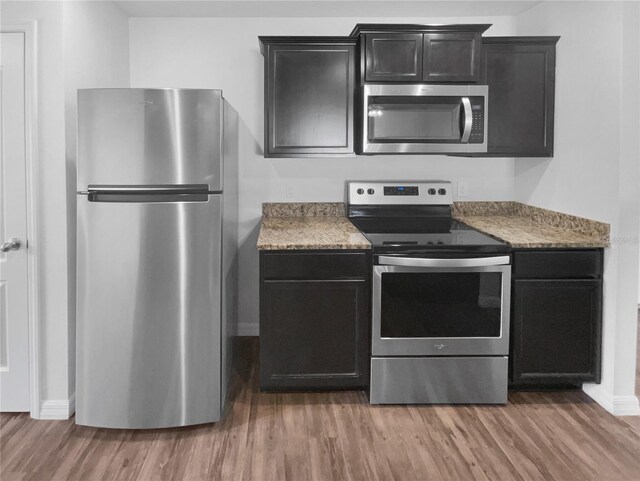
[63,0,130,402]
[129,16,518,333]
[516,1,640,413]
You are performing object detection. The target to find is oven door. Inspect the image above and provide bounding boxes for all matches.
[372,255,511,357]
[362,84,487,154]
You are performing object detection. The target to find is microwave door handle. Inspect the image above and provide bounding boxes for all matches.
[461,97,473,143]
[378,255,510,268]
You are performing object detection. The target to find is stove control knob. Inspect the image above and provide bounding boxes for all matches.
[356,188,364,195]
[438,188,447,195]
[428,188,436,195]
[367,188,375,195]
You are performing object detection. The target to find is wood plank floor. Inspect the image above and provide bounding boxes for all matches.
[2,330,640,481]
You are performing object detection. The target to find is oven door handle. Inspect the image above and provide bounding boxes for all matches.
[378,255,511,268]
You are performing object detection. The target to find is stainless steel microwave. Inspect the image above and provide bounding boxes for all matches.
[361,84,488,154]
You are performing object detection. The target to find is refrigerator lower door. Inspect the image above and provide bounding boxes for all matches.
[76,194,222,428]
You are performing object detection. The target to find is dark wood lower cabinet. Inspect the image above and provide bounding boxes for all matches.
[510,250,603,387]
[259,248,603,391]
[259,251,370,390]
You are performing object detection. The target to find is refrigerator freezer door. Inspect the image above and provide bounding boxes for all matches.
[76,194,222,428]
[77,89,223,191]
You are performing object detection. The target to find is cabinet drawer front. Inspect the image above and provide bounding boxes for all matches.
[513,250,602,279]
[261,251,368,280]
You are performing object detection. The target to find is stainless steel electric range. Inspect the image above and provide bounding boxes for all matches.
[347,181,511,405]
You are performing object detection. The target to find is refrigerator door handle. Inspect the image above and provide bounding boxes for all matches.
[86,184,211,194]
[86,193,210,203]
[82,184,212,203]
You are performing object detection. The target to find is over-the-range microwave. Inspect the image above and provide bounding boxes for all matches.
[361,84,488,154]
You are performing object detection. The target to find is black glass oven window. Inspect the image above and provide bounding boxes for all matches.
[368,96,461,142]
[381,272,502,338]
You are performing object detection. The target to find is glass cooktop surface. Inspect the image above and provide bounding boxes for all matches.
[349,217,510,255]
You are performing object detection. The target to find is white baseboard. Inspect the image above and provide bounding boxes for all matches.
[39,393,75,420]
[612,396,640,416]
[583,384,640,416]
[237,322,258,336]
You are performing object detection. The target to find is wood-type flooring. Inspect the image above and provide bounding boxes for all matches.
[2,323,639,481]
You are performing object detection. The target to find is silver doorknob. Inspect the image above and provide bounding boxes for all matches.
[1,238,21,252]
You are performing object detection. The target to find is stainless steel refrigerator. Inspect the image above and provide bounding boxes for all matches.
[76,89,238,429]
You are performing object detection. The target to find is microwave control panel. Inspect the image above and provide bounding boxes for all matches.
[468,97,485,144]
[469,97,484,144]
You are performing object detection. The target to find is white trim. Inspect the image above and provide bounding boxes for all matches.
[237,322,258,337]
[1,20,41,419]
[40,393,75,420]
[613,396,640,416]
[583,383,640,416]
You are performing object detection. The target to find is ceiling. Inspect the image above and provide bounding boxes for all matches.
[114,0,543,18]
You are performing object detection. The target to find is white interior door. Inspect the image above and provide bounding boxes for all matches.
[0,31,30,411]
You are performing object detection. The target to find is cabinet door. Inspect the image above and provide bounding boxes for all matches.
[365,33,423,82]
[512,279,602,385]
[423,33,481,82]
[265,44,355,157]
[260,280,369,390]
[480,38,558,157]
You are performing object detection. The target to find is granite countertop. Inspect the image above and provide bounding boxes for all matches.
[256,203,370,250]
[256,201,610,251]
[453,202,609,248]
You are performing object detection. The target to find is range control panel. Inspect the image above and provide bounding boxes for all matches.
[348,181,453,206]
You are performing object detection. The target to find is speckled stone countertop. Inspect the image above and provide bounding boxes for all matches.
[257,203,370,250]
[257,201,609,250]
[453,202,609,248]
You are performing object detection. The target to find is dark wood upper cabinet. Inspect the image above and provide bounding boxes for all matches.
[423,32,481,82]
[259,38,356,157]
[364,31,481,82]
[258,27,560,158]
[357,25,489,84]
[480,37,559,157]
[365,33,423,82]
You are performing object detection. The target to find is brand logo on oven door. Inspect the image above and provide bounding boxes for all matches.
[434,344,447,350]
